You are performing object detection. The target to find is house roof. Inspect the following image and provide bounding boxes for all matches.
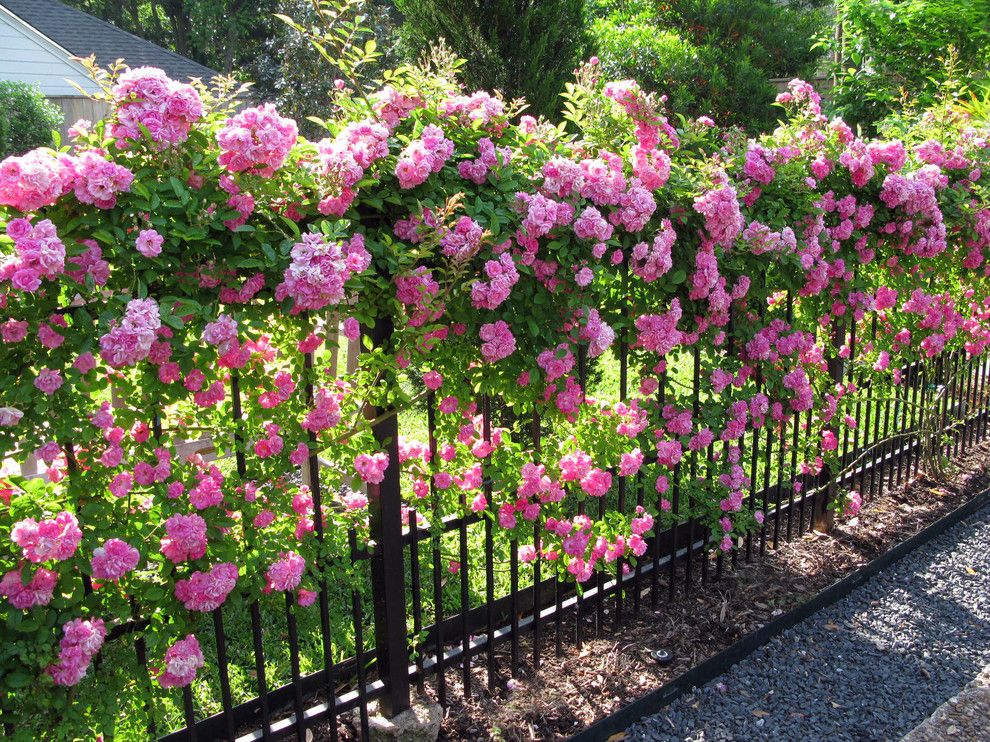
[0,0,217,82]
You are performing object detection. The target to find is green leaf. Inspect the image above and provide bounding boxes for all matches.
[5,671,31,688]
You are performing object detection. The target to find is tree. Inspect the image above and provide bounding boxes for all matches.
[825,0,990,133]
[62,0,280,77]
[587,0,827,131]
[0,82,63,159]
[394,0,588,119]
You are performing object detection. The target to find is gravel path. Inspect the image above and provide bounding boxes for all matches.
[626,504,990,742]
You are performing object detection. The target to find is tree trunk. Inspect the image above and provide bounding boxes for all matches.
[222,0,244,75]
[148,0,167,45]
[161,0,193,58]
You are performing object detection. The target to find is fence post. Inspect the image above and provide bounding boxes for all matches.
[364,315,412,719]
[813,320,846,531]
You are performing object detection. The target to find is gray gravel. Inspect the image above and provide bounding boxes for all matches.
[626,504,990,742]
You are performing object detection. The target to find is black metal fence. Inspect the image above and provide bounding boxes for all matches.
[135,319,990,742]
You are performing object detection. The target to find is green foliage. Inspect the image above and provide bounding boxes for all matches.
[587,0,827,131]
[590,14,709,117]
[275,0,383,111]
[825,0,990,133]
[0,82,63,159]
[955,83,990,128]
[393,0,588,119]
[62,0,280,77]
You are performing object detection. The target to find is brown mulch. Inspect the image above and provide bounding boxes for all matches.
[315,443,990,742]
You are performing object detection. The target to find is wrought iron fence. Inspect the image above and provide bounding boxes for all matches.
[123,315,990,742]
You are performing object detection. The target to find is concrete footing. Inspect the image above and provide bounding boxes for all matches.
[367,696,443,742]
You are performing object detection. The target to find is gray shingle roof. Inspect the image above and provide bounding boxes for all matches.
[1,0,217,82]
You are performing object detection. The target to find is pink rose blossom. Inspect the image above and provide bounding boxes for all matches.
[158,634,205,688]
[135,228,163,257]
[0,566,57,608]
[265,551,305,592]
[46,618,106,686]
[174,562,238,611]
[91,539,140,581]
[160,513,208,563]
[33,368,63,394]
[354,452,389,484]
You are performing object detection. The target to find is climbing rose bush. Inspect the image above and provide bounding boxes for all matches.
[0,52,989,737]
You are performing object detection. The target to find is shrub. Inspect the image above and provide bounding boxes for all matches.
[0,82,63,159]
[0,7,989,737]
[589,16,712,116]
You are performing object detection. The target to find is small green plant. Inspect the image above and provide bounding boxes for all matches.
[954,83,990,127]
[0,82,63,159]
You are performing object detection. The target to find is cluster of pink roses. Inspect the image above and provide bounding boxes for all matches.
[46,618,106,686]
[110,66,203,147]
[395,125,455,189]
[314,121,391,215]
[217,104,299,177]
[274,232,371,313]
[11,511,81,563]
[354,452,389,484]
[174,562,238,611]
[264,551,305,593]
[480,320,516,362]
[0,149,75,212]
[0,142,139,218]
[160,513,208,564]
[439,91,505,129]
[98,298,161,368]
[91,538,140,582]
[471,253,519,310]
[0,565,56,608]
[630,219,675,282]
[635,300,683,355]
[693,181,744,248]
[1,217,65,292]
[158,634,205,688]
[71,150,134,209]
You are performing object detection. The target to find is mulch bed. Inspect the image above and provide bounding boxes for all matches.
[317,443,990,741]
